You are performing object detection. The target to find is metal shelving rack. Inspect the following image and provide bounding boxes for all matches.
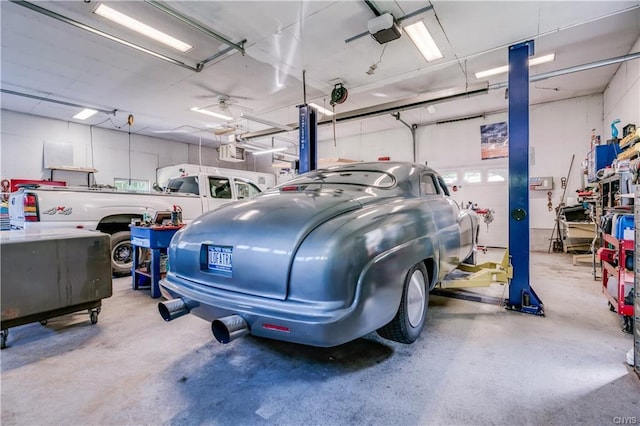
[601,233,635,333]
[634,197,639,376]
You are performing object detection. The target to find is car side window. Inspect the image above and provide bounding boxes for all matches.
[420,174,440,196]
[235,180,261,199]
[167,176,199,195]
[437,176,450,196]
[209,177,232,199]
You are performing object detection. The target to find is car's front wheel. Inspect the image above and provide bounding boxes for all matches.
[377,262,429,344]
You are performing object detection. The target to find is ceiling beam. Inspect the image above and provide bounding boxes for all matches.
[241,82,489,140]
[1,89,118,116]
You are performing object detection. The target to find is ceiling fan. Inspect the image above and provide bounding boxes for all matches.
[214,94,253,115]
[193,94,254,122]
[194,82,254,118]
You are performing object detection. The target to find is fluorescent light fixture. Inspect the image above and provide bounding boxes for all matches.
[94,4,192,53]
[475,65,508,79]
[529,53,556,66]
[240,113,294,131]
[251,147,288,156]
[474,53,556,79]
[308,103,334,116]
[238,142,297,155]
[404,21,443,62]
[237,143,266,151]
[73,108,98,120]
[190,107,233,121]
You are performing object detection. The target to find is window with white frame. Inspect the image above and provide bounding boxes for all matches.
[463,171,482,184]
[440,172,459,185]
[114,178,149,192]
[487,168,508,182]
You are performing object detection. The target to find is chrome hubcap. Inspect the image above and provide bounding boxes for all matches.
[407,270,426,327]
[113,242,132,265]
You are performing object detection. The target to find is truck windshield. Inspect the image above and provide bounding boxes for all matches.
[165,176,200,195]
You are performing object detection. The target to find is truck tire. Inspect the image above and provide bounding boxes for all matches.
[111,231,133,276]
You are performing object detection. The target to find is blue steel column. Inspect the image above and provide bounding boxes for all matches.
[298,105,318,173]
[507,41,544,315]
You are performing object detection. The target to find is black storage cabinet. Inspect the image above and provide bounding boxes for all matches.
[0,229,112,348]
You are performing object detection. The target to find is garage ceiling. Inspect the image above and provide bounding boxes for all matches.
[1,1,638,149]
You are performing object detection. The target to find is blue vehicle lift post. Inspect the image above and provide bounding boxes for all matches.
[507,40,544,315]
[298,104,318,173]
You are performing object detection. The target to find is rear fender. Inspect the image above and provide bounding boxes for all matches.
[288,200,440,306]
[354,235,439,331]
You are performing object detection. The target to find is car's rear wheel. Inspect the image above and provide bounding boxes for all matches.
[377,262,429,344]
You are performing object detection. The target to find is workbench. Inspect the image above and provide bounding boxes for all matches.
[131,225,183,298]
[560,220,596,253]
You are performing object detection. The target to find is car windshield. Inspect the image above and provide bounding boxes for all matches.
[283,170,395,188]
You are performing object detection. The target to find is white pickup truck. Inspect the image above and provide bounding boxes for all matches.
[9,170,270,275]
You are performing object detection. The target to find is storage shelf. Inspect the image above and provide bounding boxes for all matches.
[48,166,98,173]
[600,232,634,319]
[47,166,97,186]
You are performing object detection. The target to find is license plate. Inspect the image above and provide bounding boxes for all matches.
[207,245,233,277]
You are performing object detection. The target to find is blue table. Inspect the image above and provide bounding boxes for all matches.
[131,225,182,298]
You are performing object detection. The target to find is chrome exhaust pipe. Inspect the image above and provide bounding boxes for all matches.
[158,298,191,322]
[211,315,250,343]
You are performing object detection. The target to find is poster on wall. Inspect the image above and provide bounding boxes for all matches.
[480,122,508,160]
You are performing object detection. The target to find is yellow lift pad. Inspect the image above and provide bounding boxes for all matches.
[439,249,513,289]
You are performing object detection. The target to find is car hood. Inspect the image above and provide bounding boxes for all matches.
[173,188,367,300]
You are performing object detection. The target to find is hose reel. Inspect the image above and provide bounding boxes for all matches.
[330,83,348,106]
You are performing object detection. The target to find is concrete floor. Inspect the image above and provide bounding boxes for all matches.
[1,251,638,425]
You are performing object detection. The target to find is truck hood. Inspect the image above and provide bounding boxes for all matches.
[172,188,365,300]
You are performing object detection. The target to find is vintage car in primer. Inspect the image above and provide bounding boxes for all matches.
[158,162,479,347]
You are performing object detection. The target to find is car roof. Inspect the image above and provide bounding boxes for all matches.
[317,161,438,180]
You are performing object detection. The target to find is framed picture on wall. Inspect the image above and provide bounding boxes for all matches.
[480,122,508,160]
